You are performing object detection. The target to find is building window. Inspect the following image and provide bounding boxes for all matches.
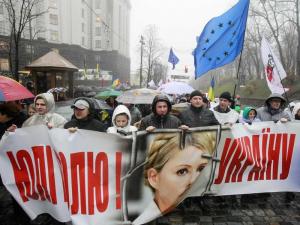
[25,44,35,54]
[96,14,101,23]
[82,36,85,46]
[82,23,85,32]
[50,30,59,41]
[95,0,101,9]
[95,40,101,48]
[82,8,84,18]
[95,55,101,62]
[49,0,57,8]
[49,14,58,25]
[95,27,101,36]
[0,41,8,51]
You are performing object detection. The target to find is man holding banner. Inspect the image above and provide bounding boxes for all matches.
[256,93,291,123]
[139,95,181,131]
[179,90,219,128]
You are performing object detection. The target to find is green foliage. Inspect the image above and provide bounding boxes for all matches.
[214,79,270,99]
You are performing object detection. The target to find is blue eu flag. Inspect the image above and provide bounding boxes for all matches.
[168,48,179,70]
[193,0,250,79]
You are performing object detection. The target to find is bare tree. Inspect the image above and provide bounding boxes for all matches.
[1,0,46,81]
[277,0,300,77]
[152,60,168,84]
[243,16,264,80]
[141,25,166,87]
[251,1,287,68]
[251,0,299,78]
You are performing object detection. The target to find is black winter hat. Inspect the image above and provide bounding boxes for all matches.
[190,90,203,100]
[219,91,232,102]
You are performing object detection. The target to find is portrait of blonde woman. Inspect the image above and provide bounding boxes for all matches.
[133,131,216,225]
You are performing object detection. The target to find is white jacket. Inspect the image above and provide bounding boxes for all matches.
[107,105,137,134]
[213,108,239,125]
[22,93,66,128]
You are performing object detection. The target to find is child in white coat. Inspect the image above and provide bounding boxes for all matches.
[107,105,137,135]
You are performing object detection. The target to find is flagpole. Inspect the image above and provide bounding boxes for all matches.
[232,51,243,108]
[273,65,292,113]
[232,0,250,108]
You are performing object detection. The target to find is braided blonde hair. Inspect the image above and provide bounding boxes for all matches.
[144,131,216,191]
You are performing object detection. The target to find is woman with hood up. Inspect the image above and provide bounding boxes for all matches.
[107,104,137,135]
[22,93,66,128]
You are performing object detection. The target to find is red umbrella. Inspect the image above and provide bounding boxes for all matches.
[0,76,34,101]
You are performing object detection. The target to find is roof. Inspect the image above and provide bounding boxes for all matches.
[26,50,78,71]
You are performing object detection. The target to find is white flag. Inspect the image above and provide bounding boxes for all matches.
[261,37,288,94]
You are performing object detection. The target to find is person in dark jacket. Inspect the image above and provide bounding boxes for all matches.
[179,90,219,128]
[0,102,29,224]
[64,98,106,132]
[0,103,27,139]
[124,103,142,125]
[139,94,181,131]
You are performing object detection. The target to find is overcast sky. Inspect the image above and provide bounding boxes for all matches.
[130,0,238,79]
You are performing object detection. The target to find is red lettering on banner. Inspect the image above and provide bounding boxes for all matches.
[7,147,123,215]
[248,134,262,181]
[225,138,245,183]
[68,151,121,215]
[70,152,86,214]
[7,146,57,204]
[46,148,57,204]
[7,150,38,202]
[280,134,295,179]
[214,138,237,184]
[214,128,296,184]
[115,152,122,209]
[32,146,57,203]
[259,131,268,180]
[237,136,254,182]
[87,152,109,214]
[55,152,70,208]
[266,134,281,180]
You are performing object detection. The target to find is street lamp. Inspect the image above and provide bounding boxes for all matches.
[139,35,145,88]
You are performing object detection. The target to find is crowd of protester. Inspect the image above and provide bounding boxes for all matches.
[0,89,299,224]
[1,89,299,137]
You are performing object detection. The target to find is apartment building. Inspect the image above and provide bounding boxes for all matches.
[0,0,131,82]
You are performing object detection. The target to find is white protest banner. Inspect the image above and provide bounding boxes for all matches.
[212,122,300,195]
[0,122,300,225]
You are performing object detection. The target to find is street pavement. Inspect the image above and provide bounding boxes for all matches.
[0,185,299,225]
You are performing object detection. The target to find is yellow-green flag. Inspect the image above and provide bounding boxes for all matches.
[208,76,215,101]
[96,63,99,73]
